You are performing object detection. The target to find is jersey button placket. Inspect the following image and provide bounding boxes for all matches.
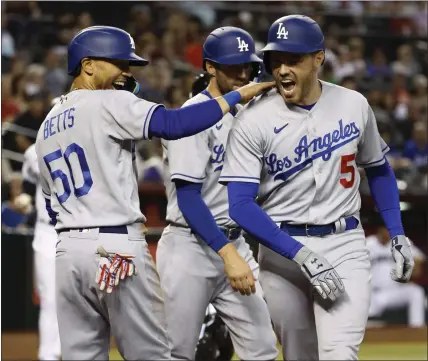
[308,113,321,221]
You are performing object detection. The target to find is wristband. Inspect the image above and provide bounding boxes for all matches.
[222,91,242,108]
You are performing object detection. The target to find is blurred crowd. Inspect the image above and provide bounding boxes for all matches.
[1,1,428,222]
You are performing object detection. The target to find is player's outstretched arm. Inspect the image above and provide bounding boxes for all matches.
[175,180,256,296]
[227,182,345,302]
[148,81,275,140]
[364,159,414,282]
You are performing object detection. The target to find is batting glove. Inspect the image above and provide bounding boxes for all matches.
[293,246,345,302]
[390,235,414,283]
[95,246,137,294]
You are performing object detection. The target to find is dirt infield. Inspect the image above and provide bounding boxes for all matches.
[2,327,427,360]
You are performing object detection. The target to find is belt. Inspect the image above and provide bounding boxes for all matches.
[168,222,242,241]
[221,227,242,241]
[58,225,128,234]
[280,216,359,237]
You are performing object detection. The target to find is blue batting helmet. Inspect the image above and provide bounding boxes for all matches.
[67,26,149,76]
[261,15,325,73]
[203,27,262,79]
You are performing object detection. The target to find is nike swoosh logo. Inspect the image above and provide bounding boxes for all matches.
[216,124,223,130]
[274,123,289,134]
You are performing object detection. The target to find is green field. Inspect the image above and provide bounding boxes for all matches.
[110,342,427,360]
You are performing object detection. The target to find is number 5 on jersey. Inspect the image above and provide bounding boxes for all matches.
[340,154,356,188]
[44,143,93,204]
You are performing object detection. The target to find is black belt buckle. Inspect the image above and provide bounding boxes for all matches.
[223,227,241,240]
[305,224,310,237]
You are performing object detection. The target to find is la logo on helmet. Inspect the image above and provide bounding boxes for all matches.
[128,34,136,50]
[237,37,249,52]
[277,23,288,39]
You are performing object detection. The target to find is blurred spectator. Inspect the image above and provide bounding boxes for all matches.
[10,73,29,113]
[413,1,428,36]
[366,48,393,80]
[44,48,68,97]
[367,220,426,327]
[334,45,355,82]
[319,61,336,84]
[340,76,358,91]
[2,91,48,171]
[403,122,428,171]
[74,12,94,32]
[392,73,412,124]
[176,1,216,28]
[1,13,16,73]
[166,85,187,109]
[135,32,161,62]
[347,37,367,79]
[128,5,152,37]
[391,44,421,78]
[1,77,20,123]
[184,15,204,69]
[409,74,428,122]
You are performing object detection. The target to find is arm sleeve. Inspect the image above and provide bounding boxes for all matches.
[102,90,163,140]
[22,144,39,184]
[365,159,404,238]
[36,142,58,225]
[176,181,229,252]
[219,120,264,184]
[148,99,224,140]
[356,103,390,168]
[228,181,303,259]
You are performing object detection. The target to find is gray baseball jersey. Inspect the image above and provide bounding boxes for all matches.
[163,91,240,228]
[35,89,161,230]
[220,80,389,224]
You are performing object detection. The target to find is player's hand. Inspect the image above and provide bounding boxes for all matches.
[293,246,345,302]
[236,81,276,104]
[95,246,137,293]
[219,243,256,296]
[390,235,414,283]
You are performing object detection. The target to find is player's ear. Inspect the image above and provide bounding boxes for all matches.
[205,61,216,77]
[314,51,325,68]
[81,58,94,76]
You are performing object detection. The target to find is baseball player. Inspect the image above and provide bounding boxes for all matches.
[22,144,61,360]
[189,72,236,360]
[157,27,278,360]
[219,15,415,360]
[367,218,426,327]
[34,26,273,360]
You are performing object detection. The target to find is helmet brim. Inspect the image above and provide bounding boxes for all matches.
[206,52,262,66]
[128,52,149,66]
[261,42,323,54]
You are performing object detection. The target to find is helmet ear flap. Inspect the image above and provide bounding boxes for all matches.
[262,52,272,75]
[251,63,262,80]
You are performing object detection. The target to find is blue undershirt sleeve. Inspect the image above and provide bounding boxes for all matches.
[175,180,229,252]
[227,181,303,259]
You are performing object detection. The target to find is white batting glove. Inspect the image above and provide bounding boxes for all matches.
[293,246,345,302]
[95,246,137,293]
[390,235,414,283]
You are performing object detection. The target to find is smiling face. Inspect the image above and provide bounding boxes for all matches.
[79,58,133,90]
[205,61,254,95]
[269,50,324,105]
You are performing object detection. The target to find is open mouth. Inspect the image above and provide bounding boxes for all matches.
[280,79,296,97]
[112,80,126,89]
